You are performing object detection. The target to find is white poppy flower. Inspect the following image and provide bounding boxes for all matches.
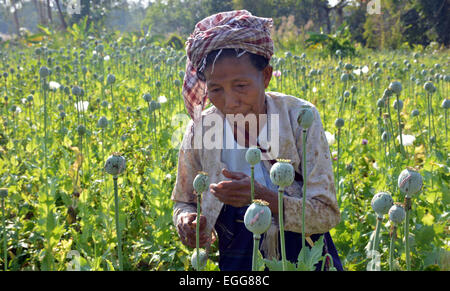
[372,161,379,170]
[104,55,110,61]
[325,131,335,145]
[158,95,167,103]
[49,81,61,90]
[312,87,317,93]
[362,65,369,74]
[75,101,89,112]
[353,68,361,76]
[397,134,415,146]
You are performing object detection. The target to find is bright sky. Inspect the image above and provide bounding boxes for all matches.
[328,0,340,6]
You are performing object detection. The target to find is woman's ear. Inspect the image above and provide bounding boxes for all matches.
[263,65,273,89]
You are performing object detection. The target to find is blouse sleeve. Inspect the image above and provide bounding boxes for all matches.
[282,106,341,235]
[171,120,202,225]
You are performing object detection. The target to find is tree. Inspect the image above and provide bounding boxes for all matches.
[10,0,21,36]
[206,0,233,14]
[416,0,449,46]
[54,0,67,30]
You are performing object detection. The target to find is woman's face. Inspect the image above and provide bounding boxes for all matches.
[203,53,273,117]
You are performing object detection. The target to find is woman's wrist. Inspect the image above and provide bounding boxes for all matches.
[254,183,279,215]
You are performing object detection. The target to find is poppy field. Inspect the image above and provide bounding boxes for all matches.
[0,33,448,271]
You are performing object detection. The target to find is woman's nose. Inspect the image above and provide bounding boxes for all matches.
[224,92,240,111]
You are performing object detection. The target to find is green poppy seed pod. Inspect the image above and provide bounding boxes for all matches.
[39,66,49,78]
[423,81,435,93]
[350,86,357,94]
[191,249,208,271]
[371,192,394,218]
[388,204,406,225]
[393,99,403,111]
[104,153,126,176]
[376,98,385,108]
[335,118,345,128]
[411,109,420,117]
[106,74,116,85]
[101,100,109,108]
[383,88,393,98]
[344,63,353,70]
[389,81,402,95]
[142,93,152,102]
[77,124,86,136]
[97,116,108,129]
[0,188,8,198]
[193,172,209,194]
[27,95,33,102]
[343,91,350,98]
[174,79,181,87]
[270,160,294,188]
[398,168,423,197]
[71,86,81,96]
[444,75,450,82]
[297,105,315,129]
[96,44,104,53]
[59,111,66,119]
[9,105,17,113]
[245,147,261,166]
[441,99,450,109]
[82,66,88,75]
[340,73,349,82]
[244,200,272,235]
[57,104,64,111]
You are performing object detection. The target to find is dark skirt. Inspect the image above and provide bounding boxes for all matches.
[215,204,343,271]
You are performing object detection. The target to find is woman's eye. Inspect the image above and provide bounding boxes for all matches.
[236,84,247,88]
[210,88,221,93]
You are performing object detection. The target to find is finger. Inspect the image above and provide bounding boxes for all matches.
[211,189,250,207]
[181,213,196,227]
[222,168,247,180]
[212,179,246,192]
[191,215,207,231]
[185,232,210,248]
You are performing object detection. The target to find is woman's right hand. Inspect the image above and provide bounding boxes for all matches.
[176,212,210,248]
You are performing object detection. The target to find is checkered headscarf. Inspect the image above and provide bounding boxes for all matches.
[183,10,274,121]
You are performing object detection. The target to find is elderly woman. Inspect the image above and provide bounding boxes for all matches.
[171,10,342,271]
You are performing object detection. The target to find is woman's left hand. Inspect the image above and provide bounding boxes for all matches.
[210,168,258,207]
